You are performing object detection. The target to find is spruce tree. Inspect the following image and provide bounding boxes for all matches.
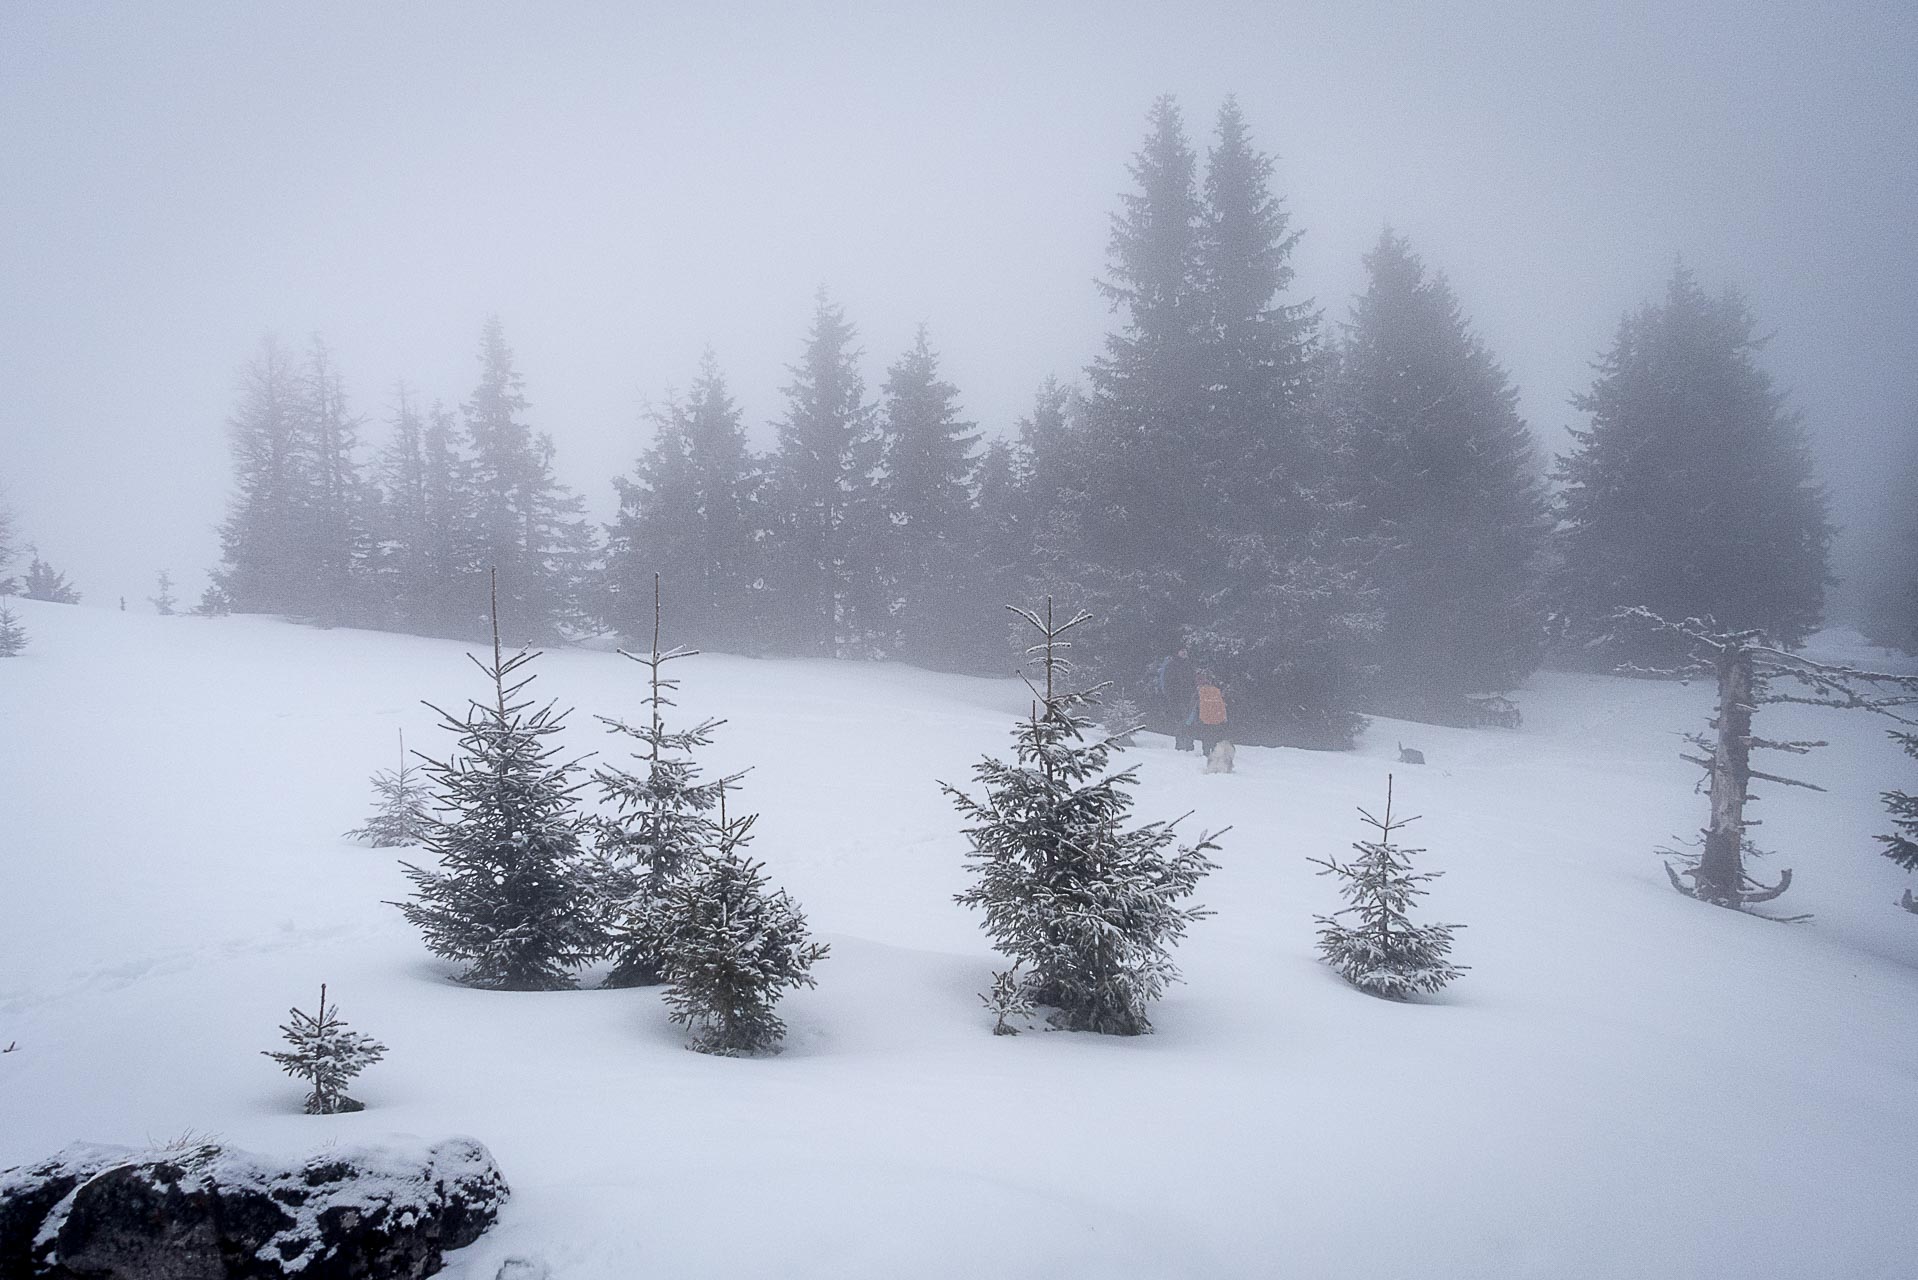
[20,553,79,604]
[262,983,387,1114]
[944,602,1219,1035]
[395,573,601,990]
[217,336,308,613]
[296,337,376,625]
[0,498,16,590]
[1309,776,1465,998]
[764,291,882,656]
[1555,268,1832,663]
[149,570,177,616]
[606,355,760,650]
[592,576,741,987]
[192,583,233,617]
[346,729,434,848]
[1881,731,1918,874]
[876,326,981,665]
[462,318,592,641]
[0,601,26,656]
[1337,230,1551,719]
[657,797,828,1056]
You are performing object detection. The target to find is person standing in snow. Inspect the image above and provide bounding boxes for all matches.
[1159,646,1198,750]
[1193,672,1228,758]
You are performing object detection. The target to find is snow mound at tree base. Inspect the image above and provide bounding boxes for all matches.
[0,1135,505,1278]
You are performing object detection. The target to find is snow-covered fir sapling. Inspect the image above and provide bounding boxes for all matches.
[149,569,177,616]
[393,570,602,990]
[1309,775,1465,999]
[980,966,1034,1036]
[193,583,232,617]
[656,794,828,1056]
[0,601,25,657]
[262,983,387,1114]
[592,575,742,987]
[945,601,1220,1036]
[346,728,435,847]
[1881,730,1918,915]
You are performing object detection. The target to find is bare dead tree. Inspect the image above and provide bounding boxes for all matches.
[1619,608,1918,914]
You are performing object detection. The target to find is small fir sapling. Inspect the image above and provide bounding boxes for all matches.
[945,601,1220,1036]
[657,796,828,1056]
[981,966,1034,1036]
[346,729,434,848]
[592,575,741,987]
[149,570,177,616]
[0,601,25,657]
[1881,731,1918,914]
[262,983,387,1114]
[1309,775,1465,999]
[393,571,602,990]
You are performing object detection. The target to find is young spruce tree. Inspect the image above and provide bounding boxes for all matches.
[262,983,387,1114]
[346,729,435,848]
[1878,731,1918,892]
[1309,775,1465,999]
[0,601,26,656]
[945,601,1219,1035]
[657,797,829,1056]
[592,575,741,987]
[395,572,600,989]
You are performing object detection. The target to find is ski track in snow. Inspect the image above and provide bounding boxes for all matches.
[2,597,1916,1280]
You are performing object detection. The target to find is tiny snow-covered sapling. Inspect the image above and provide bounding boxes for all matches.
[263,983,387,1114]
[1309,775,1465,999]
[345,728,434,847]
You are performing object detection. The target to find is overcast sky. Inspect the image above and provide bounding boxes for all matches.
[3,1,1913,610]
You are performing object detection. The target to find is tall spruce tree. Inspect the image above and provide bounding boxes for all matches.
[1555,268,1832,662]
[764,291,882,656]
[944,602,1219,1035]
[462,318,592,642]
[1337,231,1551,718]
[1059,97,1369,748]
[395,574,601,989]
[296,337,375,625]
[876,326,981,666]
[591,576,741,986]
[217,336,308,613]
[606,355,760,650]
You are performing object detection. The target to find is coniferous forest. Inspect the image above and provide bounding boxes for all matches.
[206,96,1839,747]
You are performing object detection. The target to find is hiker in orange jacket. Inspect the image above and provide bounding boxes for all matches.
[1193,673,1228,758]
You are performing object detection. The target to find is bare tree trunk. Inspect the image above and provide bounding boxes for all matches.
[1696,645,1754,904]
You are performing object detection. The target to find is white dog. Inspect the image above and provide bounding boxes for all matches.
[1204,740,1236,774]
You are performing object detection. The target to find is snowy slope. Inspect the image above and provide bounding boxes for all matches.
[1,598,1914,1280]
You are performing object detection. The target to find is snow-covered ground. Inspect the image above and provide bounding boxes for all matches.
[2,598,1914,1279]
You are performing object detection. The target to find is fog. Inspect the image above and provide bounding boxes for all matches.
[3,0,1914,610]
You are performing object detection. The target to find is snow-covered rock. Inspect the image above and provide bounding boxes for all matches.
[0,1135,505,1278]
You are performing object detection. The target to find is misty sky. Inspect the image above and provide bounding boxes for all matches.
[3,1,1914,610]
